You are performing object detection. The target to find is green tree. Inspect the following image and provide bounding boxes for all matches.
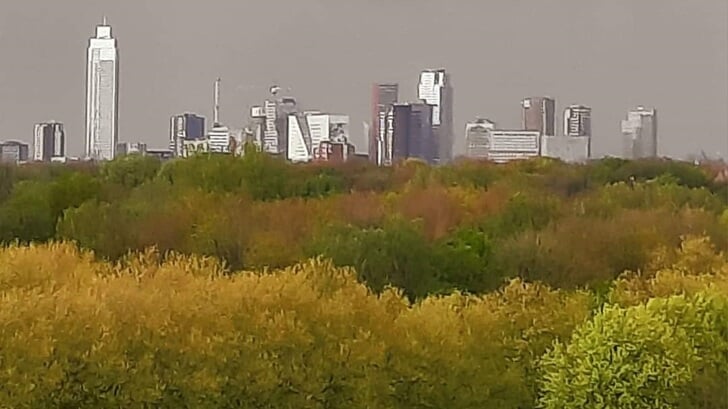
[101,154,161,190]
[0,163,15,204]
[432,227,499,293]
[307,218,443,299]
[0,181,54,242]
[539,294,728,409]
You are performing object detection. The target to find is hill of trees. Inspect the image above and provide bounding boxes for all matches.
[0,151,727,407]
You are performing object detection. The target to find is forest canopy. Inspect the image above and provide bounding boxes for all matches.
[0,153,727,407]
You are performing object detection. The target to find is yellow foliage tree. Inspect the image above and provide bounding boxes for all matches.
[0,243,591,408]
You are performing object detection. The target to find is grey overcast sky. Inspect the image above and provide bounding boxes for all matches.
[0,0,726,159]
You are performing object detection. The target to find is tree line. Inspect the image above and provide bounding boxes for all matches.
[1,151,726,299]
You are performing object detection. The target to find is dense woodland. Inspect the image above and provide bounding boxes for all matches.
[0,148,727,407]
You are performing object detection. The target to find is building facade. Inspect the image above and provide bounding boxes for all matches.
[145,149,174,161]
[258,85,299,156]
[287,113,350,163]
[0,141,30,164]
[465,118,497,159]
[522,97,555,136]
[541,104,592,163]
[622,106,658,159]
[418,69,454,163]
[485,130,541,163]
[183,139,210,157]
[262,99,279,154]
[208,126,231,153]
[169,113,205,157]
[541,135,590,163]
[314,140,356,163]
[246,106,267,149]
[33,122,65,162]
[85,19,119,161]
[116,142,147,156]
[563,105,592,137]
[385,102,436,165]
[370,83,399,165]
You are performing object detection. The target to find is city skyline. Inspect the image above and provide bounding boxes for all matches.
[0,0,726,159]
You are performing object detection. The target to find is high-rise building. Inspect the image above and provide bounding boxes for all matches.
[287,113,350,163]
[169,113,205,156]
[622,106,658,159]
[33,121,65,162]
[0,141,30,164]
[542,104,592,163]
[262,99,279,154]
[276,97,298,157]
[208,126,231,153]
[246,106,267,149]
[207,78,231,153]
[522,97,555,136]
[384,102,436,165]
[418,69,454,163]
[370,83,399,164]
[287,113,311,162]
[563,105,592,137]
[85,18,119,161]
[465,118,497,159]
[259,86,298,156]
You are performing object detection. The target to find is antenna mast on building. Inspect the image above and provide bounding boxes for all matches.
[213,78,221,126]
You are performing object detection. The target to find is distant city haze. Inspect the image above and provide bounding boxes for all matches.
[0,0,726,159]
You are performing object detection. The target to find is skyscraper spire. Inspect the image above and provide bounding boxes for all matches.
[103,15,107,26]
[213,78,221,126]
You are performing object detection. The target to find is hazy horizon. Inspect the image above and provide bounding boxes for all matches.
[1,0,726,159]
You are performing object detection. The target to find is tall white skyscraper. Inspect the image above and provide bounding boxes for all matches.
[85,18,119,161]
[418,69,454,164]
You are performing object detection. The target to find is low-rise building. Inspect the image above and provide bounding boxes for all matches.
[0,141,30,164]
[116,142,148,156]
[146,149,174,161]
[465,118,497,159]
[541,135,590,163]
[183,139,210,157]
[486,130,541,163]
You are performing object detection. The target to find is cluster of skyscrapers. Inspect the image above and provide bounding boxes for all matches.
[0,20,659,166]
[462,98,591,163]
[463,98,657,164]
[369,70,455,166]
